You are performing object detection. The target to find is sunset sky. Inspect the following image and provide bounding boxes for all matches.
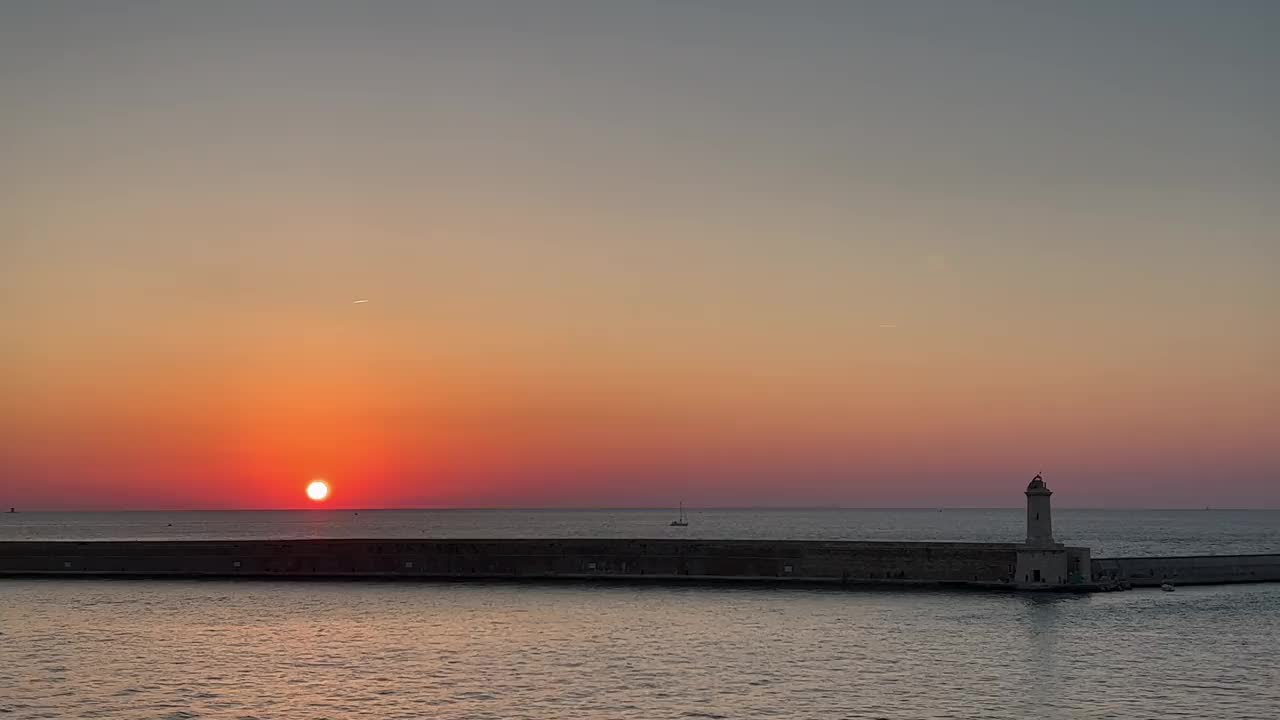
[2,2,1276,510]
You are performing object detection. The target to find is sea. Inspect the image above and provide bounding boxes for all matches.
[3,509,1279,719]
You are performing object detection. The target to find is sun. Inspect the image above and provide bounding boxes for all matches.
[306,479,330,502]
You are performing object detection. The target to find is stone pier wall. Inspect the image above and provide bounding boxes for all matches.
[1092,554,1280,587]
[0,539,1027,587]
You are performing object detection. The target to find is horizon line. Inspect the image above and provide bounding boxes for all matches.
[3,505,1273,513]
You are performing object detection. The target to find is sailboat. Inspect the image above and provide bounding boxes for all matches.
[669,502,689,527]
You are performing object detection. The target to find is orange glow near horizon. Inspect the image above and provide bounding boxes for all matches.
[1,3,1277,510]
[306,480,331,503]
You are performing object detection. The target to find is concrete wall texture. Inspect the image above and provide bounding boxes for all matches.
[3,540,1273,590]
[0,539,1034,587]
[1015,547,1070,586]
[1092,554,1280,587]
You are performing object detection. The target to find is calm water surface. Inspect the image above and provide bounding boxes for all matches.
[3,508,1279,557]
[2,579,1278,719]
[4,510,1279,718]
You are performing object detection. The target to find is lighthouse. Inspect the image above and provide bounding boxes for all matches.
[1025,473,1054,546]
[1014,472,1084,587]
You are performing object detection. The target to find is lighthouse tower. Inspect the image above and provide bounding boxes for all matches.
[1025,473,1054,546]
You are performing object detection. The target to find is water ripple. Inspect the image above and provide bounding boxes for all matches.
[1,580,1278,719]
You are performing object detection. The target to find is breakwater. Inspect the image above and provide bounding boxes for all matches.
[0,538,1072,589]
[7,480,1269,591]
[1093,554,1280,587]
[5,540,1275,591]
